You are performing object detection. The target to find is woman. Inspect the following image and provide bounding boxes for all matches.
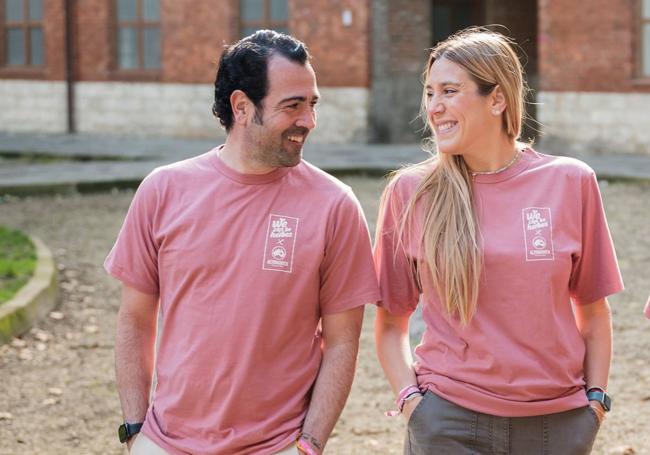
[374,27,623,454]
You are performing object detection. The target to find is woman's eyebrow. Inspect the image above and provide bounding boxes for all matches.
[426,81,461,89]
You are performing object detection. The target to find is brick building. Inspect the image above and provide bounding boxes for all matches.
[0,0,649,154]
[0,0,370,143]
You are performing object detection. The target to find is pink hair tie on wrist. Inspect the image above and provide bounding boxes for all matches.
[296,438,319,455]
[385,384,422,417]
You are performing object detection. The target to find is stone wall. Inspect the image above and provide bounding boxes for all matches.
[72,82,367,143]
[0,81,67,133]
[538,91,650,155]
[74,82,220,138]
[310,87,369,143]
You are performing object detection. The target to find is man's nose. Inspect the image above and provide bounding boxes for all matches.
[296,107,316,130]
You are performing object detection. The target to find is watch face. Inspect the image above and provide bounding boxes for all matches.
[603,394,612,411]
[587,390,612,412]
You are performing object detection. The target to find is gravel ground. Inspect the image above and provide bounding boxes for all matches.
[0,176,648,455]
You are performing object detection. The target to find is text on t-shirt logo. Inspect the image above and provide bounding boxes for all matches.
[522,207,555,261]
[263,214,299,273]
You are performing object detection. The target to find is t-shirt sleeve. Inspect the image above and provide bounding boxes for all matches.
[373,178,420,315]
[644,295,650,320]
[104,174,161,295]
[569,172,624,305]
[318,188,380,315]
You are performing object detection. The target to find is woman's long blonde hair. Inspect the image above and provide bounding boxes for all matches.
[379,27,528,325]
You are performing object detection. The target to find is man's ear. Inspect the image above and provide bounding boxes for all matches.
[490,85,507,116]
[231,90,251,126]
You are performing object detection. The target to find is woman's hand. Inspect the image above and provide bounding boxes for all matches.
[575,298,612,428]
[589,401,606,425]
[401,394,424,422]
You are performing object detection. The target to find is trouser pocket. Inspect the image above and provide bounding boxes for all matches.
[541,406,600,455]
[405,391,479,455]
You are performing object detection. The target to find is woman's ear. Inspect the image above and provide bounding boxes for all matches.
[490,85,507,116]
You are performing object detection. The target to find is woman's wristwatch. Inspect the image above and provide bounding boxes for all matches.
[586,387,612,412]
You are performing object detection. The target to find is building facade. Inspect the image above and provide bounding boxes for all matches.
[1,0,649,154]
[370,0,538,143]
[0,0,370,143]
[538,0,650,155]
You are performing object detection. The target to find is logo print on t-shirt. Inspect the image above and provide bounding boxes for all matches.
[271,246,287,260]
[522,207,554,261]
[263,214,299,273]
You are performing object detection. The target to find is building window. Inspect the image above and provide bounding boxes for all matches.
[115,0,161,70]
[2,0,44,66]
[642,0,650,77]
[240,0,289,38]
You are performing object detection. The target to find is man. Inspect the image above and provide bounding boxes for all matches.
[105,31,379,454]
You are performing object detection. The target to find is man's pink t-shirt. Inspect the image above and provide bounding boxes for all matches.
[374,148,624,417]
[105,149,380,454]
[645,295,650,319]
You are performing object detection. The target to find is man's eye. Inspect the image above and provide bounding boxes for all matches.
[285,103,299,109]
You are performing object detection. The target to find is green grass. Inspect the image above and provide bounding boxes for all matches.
[0,226,36,305]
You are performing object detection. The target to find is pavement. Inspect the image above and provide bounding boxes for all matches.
[1,131,649,194]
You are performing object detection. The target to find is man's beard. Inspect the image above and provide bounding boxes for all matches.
[250,126,309,169]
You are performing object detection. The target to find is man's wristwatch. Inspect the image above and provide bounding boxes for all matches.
[118,422,143,443]
[586,387,612,412]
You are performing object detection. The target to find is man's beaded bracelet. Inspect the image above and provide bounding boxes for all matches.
[296,437,319,455]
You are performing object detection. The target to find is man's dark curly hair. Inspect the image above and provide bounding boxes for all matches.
[212,30,310,131]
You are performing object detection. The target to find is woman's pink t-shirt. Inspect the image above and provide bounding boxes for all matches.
[374,148,624,417]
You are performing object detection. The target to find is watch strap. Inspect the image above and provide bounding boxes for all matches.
[118,422,143,443]
[586,389,612,412]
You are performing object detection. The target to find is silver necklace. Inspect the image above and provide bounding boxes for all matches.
[471,149,522,176]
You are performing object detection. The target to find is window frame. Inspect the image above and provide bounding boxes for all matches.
[110,0,162,81]
[239,0,289,38]
[634,0,650,84]
[0,0,46,76]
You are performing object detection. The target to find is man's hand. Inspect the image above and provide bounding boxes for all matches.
[297,432,323,455]
[126,434,138,452]
[115,285,158,444]
[299,306,364,453]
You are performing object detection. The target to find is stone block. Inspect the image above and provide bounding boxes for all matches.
[539,91,650,155]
